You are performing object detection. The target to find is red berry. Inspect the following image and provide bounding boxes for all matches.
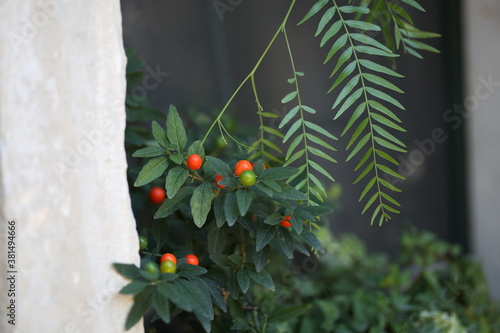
[215,174,225,188]
[280,215,292,228]
[234,160,252,176]
[252,162,267,169]
[184,254,199,266]
[160,253,177,265]
[149,187,166,204]
[187,154,203,170]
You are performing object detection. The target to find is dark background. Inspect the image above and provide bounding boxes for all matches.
[121,0,465,255]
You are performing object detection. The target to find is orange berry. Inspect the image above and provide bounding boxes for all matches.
[184,254,199,266]
[187,154,203,170]
[234,160,252,176]
[160,253,177,265]
[280,215,292,228]
[215,174,225,188]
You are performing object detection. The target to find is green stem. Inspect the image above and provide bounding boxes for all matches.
[333,0,387,222]
[201,0,297,145]
[251,74,266,162]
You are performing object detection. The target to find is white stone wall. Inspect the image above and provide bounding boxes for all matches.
[463,0,500,299]
[0,1,143,332]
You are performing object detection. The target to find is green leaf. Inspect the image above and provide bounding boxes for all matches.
[188,140,205,159]
[320,20,343,47]
[236,188,253,216]
[359,59,404,77]
[366,87,405,109]
[371,113,406,132]
[283,148,305,167]
[260,167,300,181]
[132,146,165,158]
[306,133,337,151]
[374,136,407,153]
[290,213,304,235]
[297,205,334,216]
[175,279,213,330]
[404,38,439,53]
[332,74,360,109]
[334,87,363,119]
[354,146,373,172]
[339,5,370,14]
[152,289,171,324]
[368,100,402,122]
[342,102,367,136]
[359,176,377,201]
[253,245,270,272]
[307,146,337,163]
[224,191,240,226]
[155,186,195,218]
[302,105,317,114]
[281,91,298,104]
[379,178,401,192]
[134,156,168,187]
[354,45,399,57]
[248,268,275,291]
[276,226,294,259]
[347,118,369,150]
[373,125,406,147]
[350,33,392,53]
[330,47,354,80]
[152,121,168,148]
[362,191,380,214]
[315,7,337,36]
[256,223,276,251]
[262,125,285,139]
[324,34,348,64]
[279,105,300,128]
[237,267,250,293]
[298,0,329,25]
[300,228,325,253]
[402,0,425,12]
[353,161,375,184]
[283,118,302,143]
[204,156,233,178]
[207,223,227,254]
[304,121,338,140]
[165,166,189,199]
[344,20,381,31]
[346,132,371,162]
[214,196,226,227]
[377,164,405,179]
[328,61,356,92]
[169,153,184,165]
[125,286,154,330]
[264,212,284,225]
[191,183,215,228]
[120,281,150,295]
[268,304,313,324]
[113,263,142,280]
[166,105,187,151]
[261,111,280,118]
[363,73,404,93]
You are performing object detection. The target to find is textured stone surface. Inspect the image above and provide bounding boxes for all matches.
[0,1,142,332]
[464,0,500,299]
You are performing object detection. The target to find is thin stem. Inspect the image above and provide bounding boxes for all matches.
[251,74,266,162]
[201,0,297,145]
[333,0,387,222]
[282,27,311,206]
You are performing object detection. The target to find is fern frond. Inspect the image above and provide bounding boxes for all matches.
[301,0,408,225]
[279,27,337,206]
